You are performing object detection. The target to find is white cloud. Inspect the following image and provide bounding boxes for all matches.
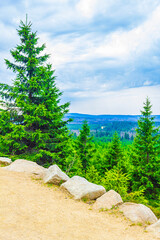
[37,4,160,72]
[69,85,160,115]
[76,0,159,21]
[0,21,17,48]
[1,0,160,115]
[76,0,108,19]
[94,5,160,62]
[38,32,98,68]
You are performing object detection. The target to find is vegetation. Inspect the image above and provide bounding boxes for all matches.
[0,18,71,167]
[75,120,95,172]
[0,18,160,217]
[131,97,160,198]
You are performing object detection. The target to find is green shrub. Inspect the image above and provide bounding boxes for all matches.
[102,167,129,197]
[85,165,100,185]
[124,188,148,205]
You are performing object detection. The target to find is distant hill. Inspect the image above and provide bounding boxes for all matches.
[65,113,160,124]
[65,113,160,142]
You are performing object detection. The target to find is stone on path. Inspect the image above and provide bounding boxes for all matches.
[119,202,157,224]
[0,157,12,166]
[93,190,123,210]
[146,219,160,237]
[43,164,69,185]
[61,176,106,200]
[4,159,47,178]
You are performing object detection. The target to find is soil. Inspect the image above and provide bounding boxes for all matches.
[0,168,159,240]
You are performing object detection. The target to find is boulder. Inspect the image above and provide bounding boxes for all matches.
[93,190,123,210]
[61,176,106,200]
[43,164,69,185]
[119,202,157,224]
[0,157,12,166]
[4,159,47,178]
[146,219,160,237]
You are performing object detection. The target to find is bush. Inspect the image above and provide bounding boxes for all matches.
[102,167,129,197]
[85,165,100,185]
[124,188,148,205]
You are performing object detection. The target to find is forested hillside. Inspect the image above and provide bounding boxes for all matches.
[66,113,160,142]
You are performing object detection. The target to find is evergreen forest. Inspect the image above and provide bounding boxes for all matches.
[0,19,160,217]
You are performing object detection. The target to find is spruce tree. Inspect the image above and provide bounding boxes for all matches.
[75,120,95,172]
[103,132,124,171]
[0,17,71,166]
[131,97,160,198]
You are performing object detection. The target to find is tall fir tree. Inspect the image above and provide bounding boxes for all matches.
[131,97,160,198]
[0,17,71,166]
[103,132,124,171]
[75,120,95,173]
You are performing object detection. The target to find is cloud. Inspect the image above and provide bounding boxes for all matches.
[0,21,18,50]
[1,0,160,114]
[38,4,160,68]
[76,0,106,19]
[84,5,160,64]
[68,85,160,115]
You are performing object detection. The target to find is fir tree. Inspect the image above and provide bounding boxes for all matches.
[75,120,95,172]
[85,165,100,185]
[103,132,124,171]
[0,17,71,166]
[131,97,160,198]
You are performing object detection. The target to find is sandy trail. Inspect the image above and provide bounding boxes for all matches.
[0,168,158,240]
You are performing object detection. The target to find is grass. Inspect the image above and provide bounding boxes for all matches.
[137,222,143,226]
[99,208,109,212]
[81,197,88,203]
[0,163,7,167]
[88,207,93,210]
[81,197,95,205]
[147,204,160,219]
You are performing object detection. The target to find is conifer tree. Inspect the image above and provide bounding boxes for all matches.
[0,17,71,166]
[75,120,95,172]
[131,97,160,198]
[103,132,124,171]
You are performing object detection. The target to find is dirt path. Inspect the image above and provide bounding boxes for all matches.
[0,168,158,240]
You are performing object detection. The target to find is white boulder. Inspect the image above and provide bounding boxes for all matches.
[146,219,160,237]
[119,202,157,224]
[43,164,69,185]
[61,176,106,200]
[0,157,12,166]
[93,189,123,210]
[4,159,47,178]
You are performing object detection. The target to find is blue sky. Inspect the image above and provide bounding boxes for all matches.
[0,0,160,114]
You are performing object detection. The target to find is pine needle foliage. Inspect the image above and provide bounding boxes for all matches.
[0,18,71,166]
[75,120,95,172]
[103,132,124,172]
[131,97,160,198]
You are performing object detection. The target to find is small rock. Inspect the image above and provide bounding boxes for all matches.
[0,157,12,166]
[61,176,106,200]
[119,202,157,224]
[93,190,123,210]
[43,164,69,185]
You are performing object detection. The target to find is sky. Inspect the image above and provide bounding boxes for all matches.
[0,0,160,115]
